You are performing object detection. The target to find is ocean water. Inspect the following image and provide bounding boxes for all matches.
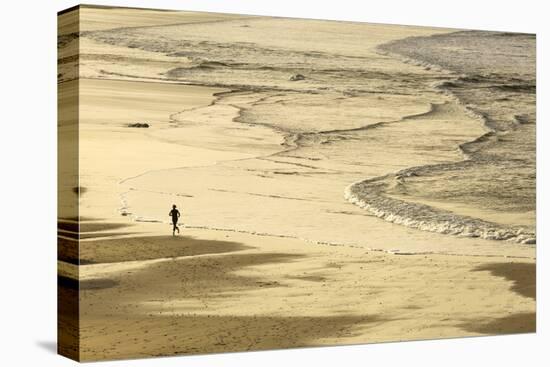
[72,16,535,248]
[361,31,536,243]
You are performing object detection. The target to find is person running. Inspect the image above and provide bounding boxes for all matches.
[169,204,181,235]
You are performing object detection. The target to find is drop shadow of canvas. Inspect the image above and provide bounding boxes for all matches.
[35,340,57,354]
[71,233,385,361]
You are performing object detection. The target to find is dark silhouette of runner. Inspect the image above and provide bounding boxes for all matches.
[169,204,181,235]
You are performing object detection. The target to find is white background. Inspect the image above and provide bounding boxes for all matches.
[0,0,547,366]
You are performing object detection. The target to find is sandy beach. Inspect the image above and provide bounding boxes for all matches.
[58,5,536,361]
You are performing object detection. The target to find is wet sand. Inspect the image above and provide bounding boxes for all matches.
[78,78,534,257]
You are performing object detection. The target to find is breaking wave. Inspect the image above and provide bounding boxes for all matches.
[344,175,535,244]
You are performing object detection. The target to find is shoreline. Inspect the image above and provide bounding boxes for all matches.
[78,75,534,256]
[73,26,536,251]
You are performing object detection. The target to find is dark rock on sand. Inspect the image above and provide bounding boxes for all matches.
[127,123,150,128]
[289,74,306,81]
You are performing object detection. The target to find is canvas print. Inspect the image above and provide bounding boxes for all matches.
[57,4,536,361]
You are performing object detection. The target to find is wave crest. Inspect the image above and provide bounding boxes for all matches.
[344,176,535,244]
